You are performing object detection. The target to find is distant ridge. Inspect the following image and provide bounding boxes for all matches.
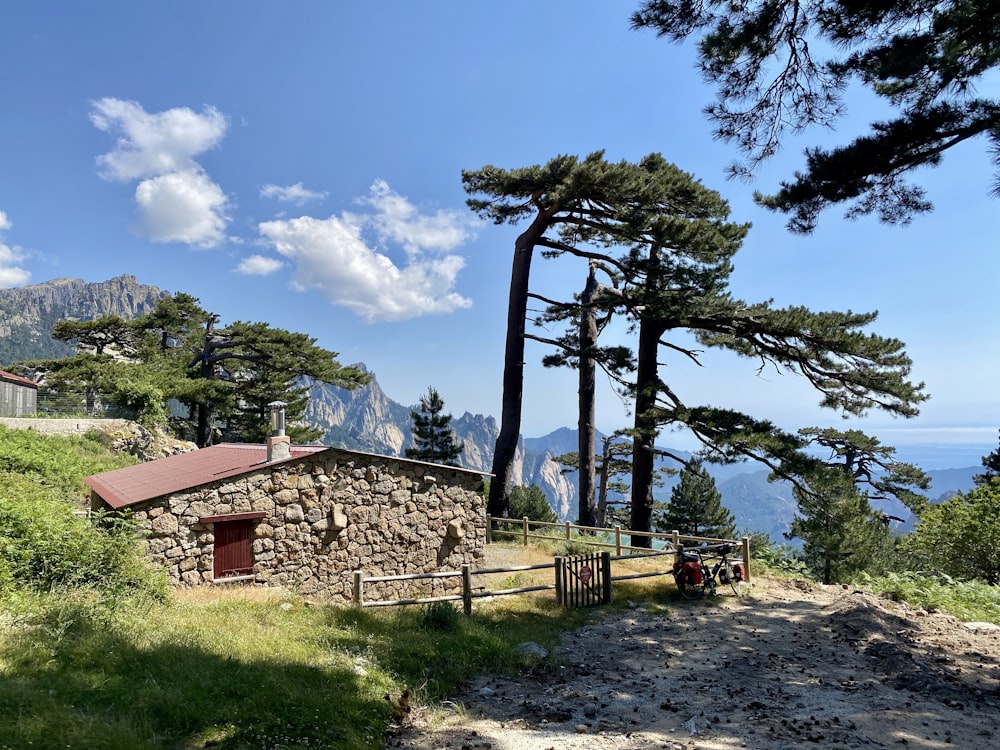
[0,274,166,365]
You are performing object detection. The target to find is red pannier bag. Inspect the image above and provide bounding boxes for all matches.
[732,563,745,582]
[680,561,702,584]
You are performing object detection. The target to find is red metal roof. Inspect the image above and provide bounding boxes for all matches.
[84,443,328,509]
[0,369,38,388]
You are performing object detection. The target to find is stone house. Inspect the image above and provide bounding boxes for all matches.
[84,431,489,602]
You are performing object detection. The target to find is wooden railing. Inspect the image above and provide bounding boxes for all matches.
[351,520,751,613]
[487,515,751,577]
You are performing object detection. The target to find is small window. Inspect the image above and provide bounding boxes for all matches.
[214,519,254,580]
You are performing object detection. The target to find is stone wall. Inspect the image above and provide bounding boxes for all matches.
[101,447,487,602]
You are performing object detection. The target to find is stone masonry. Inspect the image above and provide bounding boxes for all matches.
[117,447,487,602]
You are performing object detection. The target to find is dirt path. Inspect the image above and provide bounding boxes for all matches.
[386,577,1000,750]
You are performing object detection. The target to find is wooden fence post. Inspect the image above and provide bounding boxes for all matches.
[554,555,564,606]
[353,570,364,607]
[565,521,571,542]
[486,516,493,544]
[601,551,612,604]
[671,530,680,551]
[614,526,621,555]
[522,517,529,546]
[741,535,752,584]
[462,564,473,616]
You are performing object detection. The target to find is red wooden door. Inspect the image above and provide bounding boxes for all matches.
[214,520,254,579]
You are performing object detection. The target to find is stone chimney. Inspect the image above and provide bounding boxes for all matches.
[266,401,291,462]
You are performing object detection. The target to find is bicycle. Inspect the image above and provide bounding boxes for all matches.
[672,543,745,599]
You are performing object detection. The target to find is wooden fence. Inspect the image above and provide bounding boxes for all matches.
[487,515,751,572]
[351,518,750,613]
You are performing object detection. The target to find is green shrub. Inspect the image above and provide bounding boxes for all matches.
[902,478,1000,584]
[0,471,166,598]
[418,600,462,632]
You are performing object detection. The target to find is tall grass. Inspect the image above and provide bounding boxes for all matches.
[0,586,590,750]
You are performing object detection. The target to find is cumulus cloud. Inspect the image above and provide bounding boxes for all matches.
[0,211,30,287]
[260,183,328,205]
[91,97,231,248]
[134,170,229,247]
[257,182,476,322]
[358,179,471,255]
[235,254,284,276]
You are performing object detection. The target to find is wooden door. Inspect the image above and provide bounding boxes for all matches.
[214,519,254,579]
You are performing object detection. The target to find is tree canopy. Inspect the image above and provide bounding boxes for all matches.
[467,151,928,545]
[23,294,369,447]
[632,1,1000,232]
[904,478,1000,584]
[655,460,736,540]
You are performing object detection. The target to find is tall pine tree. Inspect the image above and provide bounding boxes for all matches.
[655,460,736,540]
[405,387,464,466]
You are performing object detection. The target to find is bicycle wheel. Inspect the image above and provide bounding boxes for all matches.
[676,565,708,600]
[719,560,742,595]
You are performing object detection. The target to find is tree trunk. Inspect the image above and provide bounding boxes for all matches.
[487,211,552,518]
[596,435,613,527]
[629,318,664,548]
[576,264,599,528]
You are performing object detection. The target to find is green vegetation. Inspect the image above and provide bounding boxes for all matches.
[632,1,1000,232]
[0,430,590,749]
[508,484,558,524]
[902,479,1000,585]
[655,460,735,540]
[465,151,926,550]
[405,386,464,466]
[860,572,1000,626]
[0,585,591,750]
[18,292,370,446]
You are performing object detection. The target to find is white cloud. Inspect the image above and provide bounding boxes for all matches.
[0,213,30,287]
[91,98,227,181]
[359,179,474,255]
[235,254,284,275]
[260,183,328,205]
[258,183,475,322]
[91,98,231,248]
[134,170,230,248]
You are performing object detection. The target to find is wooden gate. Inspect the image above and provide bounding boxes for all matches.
[555,551,612,608]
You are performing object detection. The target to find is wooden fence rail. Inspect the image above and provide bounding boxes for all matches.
[487,515,751,581]
[351,541,738,614]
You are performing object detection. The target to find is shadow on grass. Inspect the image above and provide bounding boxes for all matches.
[0,593,596,750]
[1,601,386,750]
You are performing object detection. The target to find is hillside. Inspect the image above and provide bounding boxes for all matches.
[0,275,165,365]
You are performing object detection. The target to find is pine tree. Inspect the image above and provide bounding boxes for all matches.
[789,473,892,585]
[24,294,370,446]
[466,151,927,546]
[509,484,557,523]
[655,460,735,540]
[788,428,928,583]
[405,386,463,466]
[975,430,1000,486]
[632,1,1000,232]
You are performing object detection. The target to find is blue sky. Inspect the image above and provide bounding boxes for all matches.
[1,1,997,463]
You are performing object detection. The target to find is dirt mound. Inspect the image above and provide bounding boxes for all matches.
[387,575,1000,750]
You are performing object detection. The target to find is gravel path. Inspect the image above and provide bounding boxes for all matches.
[386,576,1000,749]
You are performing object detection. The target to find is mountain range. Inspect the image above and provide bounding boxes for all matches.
[0,275,983,538]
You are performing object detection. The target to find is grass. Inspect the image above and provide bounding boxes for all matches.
[859,571,1000,624]
[0,556,603,750]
